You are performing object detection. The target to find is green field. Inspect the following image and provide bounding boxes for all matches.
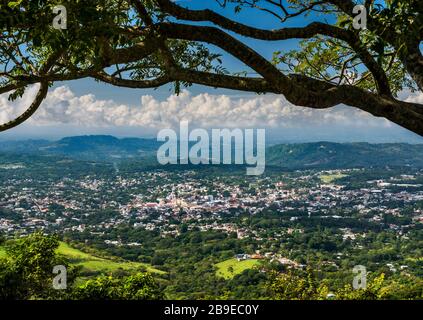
[0,242,164,275]
[215,258,262,280]
[320,173,348,183]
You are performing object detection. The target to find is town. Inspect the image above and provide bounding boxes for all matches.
[1,158,422,285]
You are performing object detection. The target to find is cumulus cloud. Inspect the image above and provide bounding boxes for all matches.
[0,85,397,131]
[405,91,423,104]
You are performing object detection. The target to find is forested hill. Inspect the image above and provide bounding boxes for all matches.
[266,142,423,169]
[0,135,160,162]
[1,136,423,169]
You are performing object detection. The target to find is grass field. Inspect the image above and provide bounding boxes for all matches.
[320,173,348,183]
[0,242,164,275]
[215,258,262,280]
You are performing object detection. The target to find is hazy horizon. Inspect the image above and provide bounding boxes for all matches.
[1,128,422,144]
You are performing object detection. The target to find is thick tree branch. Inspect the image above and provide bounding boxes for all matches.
[1,0,422,137]
[156,0,392,95]
[0,81,48,132]
[92,72,171,89]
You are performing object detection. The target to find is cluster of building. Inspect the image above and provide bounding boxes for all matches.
[1,168,423,248]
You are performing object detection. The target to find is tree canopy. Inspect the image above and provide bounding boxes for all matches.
[0,0,422,134]
[267,269,393,300]
[0,233,73,299]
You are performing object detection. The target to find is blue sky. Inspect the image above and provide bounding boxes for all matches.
[0,0,422,143]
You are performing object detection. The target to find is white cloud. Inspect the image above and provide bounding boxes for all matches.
[405,91,423,104]
[0,85,398,130]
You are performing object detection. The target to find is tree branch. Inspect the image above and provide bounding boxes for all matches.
[155,0,392,95]
[0,81,48,132]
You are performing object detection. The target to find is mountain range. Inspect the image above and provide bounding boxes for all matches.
[1,135,423,169]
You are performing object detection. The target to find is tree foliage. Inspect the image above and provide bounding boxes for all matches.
[267,269,328,300]
[72,273,163,300]
[0,0,422,134]
[0,232,73,299]
[267,268,422,300]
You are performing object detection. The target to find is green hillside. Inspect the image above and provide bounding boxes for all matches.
[58,242,164,275]
[0,242,164,276]
[0,246,6,259]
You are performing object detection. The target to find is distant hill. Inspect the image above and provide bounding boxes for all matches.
[266,142,423,169]
[0,139,51,153]
[0,135,161,162]
[1,135,423,169]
